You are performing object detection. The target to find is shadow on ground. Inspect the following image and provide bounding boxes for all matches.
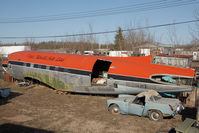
[156,107,197,133]
[0,123,54,133]
[0,92,22,105]
[181,107,197,121]
[155,128,176,133]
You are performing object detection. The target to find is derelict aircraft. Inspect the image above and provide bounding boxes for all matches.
[2,51,195,94]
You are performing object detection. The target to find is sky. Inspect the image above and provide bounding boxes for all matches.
[0,0,199,45]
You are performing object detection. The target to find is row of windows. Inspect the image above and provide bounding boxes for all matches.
[8,61,91,76]
[9,61,69,72]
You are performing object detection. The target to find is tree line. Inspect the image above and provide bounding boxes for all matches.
[0,26,156,53]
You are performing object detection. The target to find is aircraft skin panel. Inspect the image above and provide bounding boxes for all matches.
[8,51,195,79]
[5,62,193,94]
[108,73,156,84]
[112,80,192,92]
[108,61,194,79]
[6,61,193,87]
[110,55,152,64]
[24,72,74,91]
[8,62,116,93]
[3,51,195,94]
[7,60,163,85]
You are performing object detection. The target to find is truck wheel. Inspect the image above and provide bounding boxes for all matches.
[148,110,163,121]
[108,104,120,114]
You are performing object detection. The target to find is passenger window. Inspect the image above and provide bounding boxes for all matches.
[34,64,39,68]
[58,67,64,72]
[50,66,55,71]
[54,67,59,71]
[46,66,50,70]
[41,65,46,69]
[133,97,145,105]
[17,62,24,66]
[26,63,30,67]
[64,68,68,72]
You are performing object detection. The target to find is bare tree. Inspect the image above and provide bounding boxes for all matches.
[24,38,36,49]
[167,24,180,47]
[189,8,199,46]
[123,22,154,50]
[88,24,97,50]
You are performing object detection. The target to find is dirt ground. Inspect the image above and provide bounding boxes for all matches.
[0,80,197,133]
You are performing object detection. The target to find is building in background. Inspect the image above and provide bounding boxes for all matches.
[109,51,133,57]
[93,49,110,56]
[84,51,94,55]
[133,43,171,56]
[87,49,134,57]
[0,45,31,57]
[154,54,192,68]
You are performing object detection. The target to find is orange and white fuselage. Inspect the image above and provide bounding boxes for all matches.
[2,51,195,94]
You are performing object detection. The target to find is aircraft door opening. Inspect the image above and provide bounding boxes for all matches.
[91,59,112,85]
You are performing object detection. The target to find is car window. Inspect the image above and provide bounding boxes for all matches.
[133,96,145,105]
[153,96,161,101]
[149,96,154,102]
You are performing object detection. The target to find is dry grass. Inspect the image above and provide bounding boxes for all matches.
[0,80,194,133]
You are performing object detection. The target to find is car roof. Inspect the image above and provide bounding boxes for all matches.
[136,90,160,99]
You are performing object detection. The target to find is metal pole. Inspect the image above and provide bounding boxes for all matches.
[196,87,199,126]
[197,103,199,126]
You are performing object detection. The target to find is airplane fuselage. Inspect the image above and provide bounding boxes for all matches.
[3,51,195,94]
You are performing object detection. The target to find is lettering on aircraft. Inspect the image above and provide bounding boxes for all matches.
[36,55,47,60]
[27,54,64,62]
[55,57,64,62]
[27,54,34,59]
[49,56,56,61]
